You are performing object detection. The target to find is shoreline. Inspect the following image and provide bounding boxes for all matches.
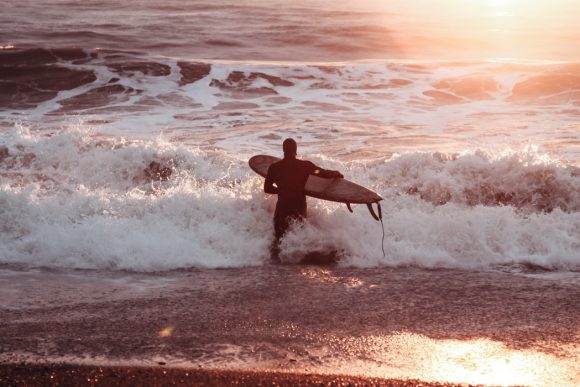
[0,363,463,386]
[1,266,578,386]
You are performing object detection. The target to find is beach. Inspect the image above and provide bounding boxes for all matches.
[1,266,578,386]
[0,364,460,387]
[1,0,579,385]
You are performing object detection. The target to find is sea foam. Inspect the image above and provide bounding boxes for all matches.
[1,127,579,271]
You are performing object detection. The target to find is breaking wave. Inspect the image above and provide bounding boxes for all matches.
[1,127,579,271]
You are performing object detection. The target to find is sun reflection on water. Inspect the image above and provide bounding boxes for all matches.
[338,333,580,387]
[300,268,365,288]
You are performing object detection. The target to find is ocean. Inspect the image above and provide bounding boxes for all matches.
[1,0,579,385]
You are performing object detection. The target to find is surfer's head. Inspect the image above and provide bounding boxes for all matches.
[283,138,297,158]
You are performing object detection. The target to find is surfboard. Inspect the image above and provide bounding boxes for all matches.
[249,154,383,220]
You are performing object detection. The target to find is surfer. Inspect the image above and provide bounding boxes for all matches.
[264,138,343,261]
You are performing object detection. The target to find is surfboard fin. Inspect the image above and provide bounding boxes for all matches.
[367,202,382,221]
[346,203,353,213]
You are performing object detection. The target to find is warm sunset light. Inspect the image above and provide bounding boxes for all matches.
[422,336,569,386]
[1,0,579,385]
[324,333,580,386]
[376,0,579,59]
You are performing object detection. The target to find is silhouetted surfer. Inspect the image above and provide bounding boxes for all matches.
[264,138,343,261]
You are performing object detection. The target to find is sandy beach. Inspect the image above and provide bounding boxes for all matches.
[1,0,580,386]
[1,265,578,386]
[0,363,465,386]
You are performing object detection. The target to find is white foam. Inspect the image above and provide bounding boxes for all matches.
[1,127,579,271]
[7,56,580,163]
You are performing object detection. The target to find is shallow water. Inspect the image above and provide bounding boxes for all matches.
[1,2,579,384]
[1,266,578,386]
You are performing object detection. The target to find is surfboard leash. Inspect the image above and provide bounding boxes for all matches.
[380,211,386,258]
[377,202,385,257]
[367,201,386,257]
[349,201,385,257]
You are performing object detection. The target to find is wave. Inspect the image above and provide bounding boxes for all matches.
[2,47,579,166]
[1,127,579,272]
[2,47,579,110]
[377,150,580,213]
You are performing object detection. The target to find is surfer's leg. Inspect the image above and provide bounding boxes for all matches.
[271,212,305,262]
[271,214,293,262]
[270,240,281,263]
[270,216,284,262]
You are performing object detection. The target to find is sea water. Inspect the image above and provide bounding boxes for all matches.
[1,0,579,384]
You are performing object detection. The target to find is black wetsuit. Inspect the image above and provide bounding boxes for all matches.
[264,156,341,259]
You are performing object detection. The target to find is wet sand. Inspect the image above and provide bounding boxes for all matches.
[0,363,459,386]
[0,265,579,386]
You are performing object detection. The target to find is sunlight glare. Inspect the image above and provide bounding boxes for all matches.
[333,332,580,386]
[377,0,578,59]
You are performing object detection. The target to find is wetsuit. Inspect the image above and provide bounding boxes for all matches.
[264,157,341,260]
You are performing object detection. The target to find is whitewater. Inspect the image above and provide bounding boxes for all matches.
[1,1,580,385]
[1,47,579,272]
[0,124,579,271]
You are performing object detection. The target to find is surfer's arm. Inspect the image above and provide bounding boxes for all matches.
[264,169,279,194]
[307,161,343,179]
